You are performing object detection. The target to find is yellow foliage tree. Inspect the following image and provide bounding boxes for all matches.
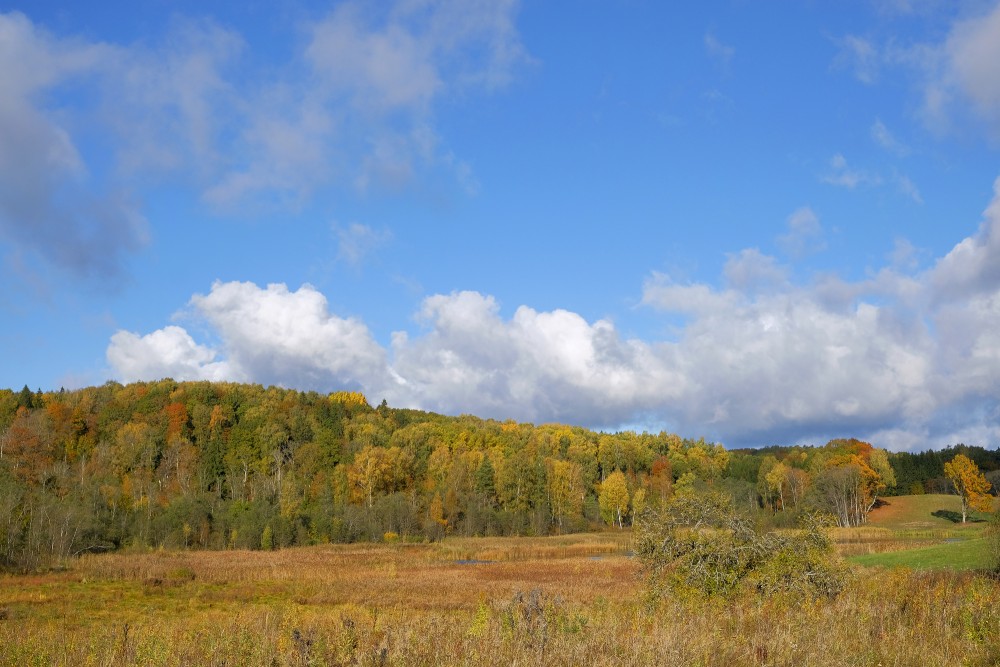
[545,458,584,531]
[599,471,630,528]
[329,391,370,409]
[943,454,993,523]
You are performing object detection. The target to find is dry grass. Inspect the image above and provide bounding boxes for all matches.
[1,533,998,666]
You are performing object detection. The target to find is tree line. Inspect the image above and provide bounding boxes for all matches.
[0,380,996,570]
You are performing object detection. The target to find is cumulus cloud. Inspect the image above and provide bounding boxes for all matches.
[189,281,391,392]
[106,180,1000,451]
[108,326,233,383]
[387,291,683,425]
[929,176,1000,300]
[641,273,740,317]
[942,2,1000,135]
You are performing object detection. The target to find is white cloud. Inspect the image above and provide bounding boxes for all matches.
[894,171,924,204]
[822,155,922,204]
[778,207,826,258]
[281,0,529,200]
[192,281,391,392]
[928,176,1000,300]
[704,32,734,68]
[889,237,922,271]
[0,12,148,283]
[639,271,936,446]
[641,272,740,316]
[107,281,391,393]
[1,2,529,276]
[835,35,881,84]
[198,0,530,208]
[306,4,441,113]
[822,153,880,189]
[106,17,244,175]
[871,117,909,155]
[335,222,393,267]
[855,3,1000,138]
[723,249,788,291]
[387,291,684,425]
[107,326,233,383]
[106,179,1000,451]
[942,2,1000,135]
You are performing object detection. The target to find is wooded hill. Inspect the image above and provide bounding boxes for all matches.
[1,380,998,570]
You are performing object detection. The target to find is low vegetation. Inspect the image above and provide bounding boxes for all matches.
[1,532,999,666]
[635,491,846,600]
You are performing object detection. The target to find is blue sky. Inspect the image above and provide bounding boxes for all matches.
[3,0,1000,451]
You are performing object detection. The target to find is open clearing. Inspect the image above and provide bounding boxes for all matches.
[839,494,997,569]
[2,528,999,666]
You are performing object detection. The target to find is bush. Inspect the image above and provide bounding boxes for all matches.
[634,491,846,600]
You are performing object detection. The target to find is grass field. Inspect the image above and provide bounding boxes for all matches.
[866,494,994,530]
[841,494,998,569]
[850,537,992,570]
[2,529,1000,666]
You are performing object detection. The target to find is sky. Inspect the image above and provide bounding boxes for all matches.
[3,0,1000,451]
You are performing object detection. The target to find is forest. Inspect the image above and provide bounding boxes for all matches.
[1,379,999,572]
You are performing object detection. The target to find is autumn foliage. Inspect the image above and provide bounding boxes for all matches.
[0,380,997,572]
[943,454,993,523]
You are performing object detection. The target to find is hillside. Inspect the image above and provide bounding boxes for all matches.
[1,380,998,572]
[866,493,988,530]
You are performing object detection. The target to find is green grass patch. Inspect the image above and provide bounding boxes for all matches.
[839,494,998,570]
[849,537,992,571]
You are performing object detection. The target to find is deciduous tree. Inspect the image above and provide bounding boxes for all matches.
[943,454,993,523]
[599,470,630,528]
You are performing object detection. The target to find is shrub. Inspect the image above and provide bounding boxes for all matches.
[261,525,273,551]
[988,512,1000,573]
[634,491,846,600]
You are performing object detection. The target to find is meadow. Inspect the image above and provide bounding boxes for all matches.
[2,497,999,667]
[840,493,997,569]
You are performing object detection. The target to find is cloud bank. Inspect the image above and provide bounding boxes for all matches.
[108,179,1000,451]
